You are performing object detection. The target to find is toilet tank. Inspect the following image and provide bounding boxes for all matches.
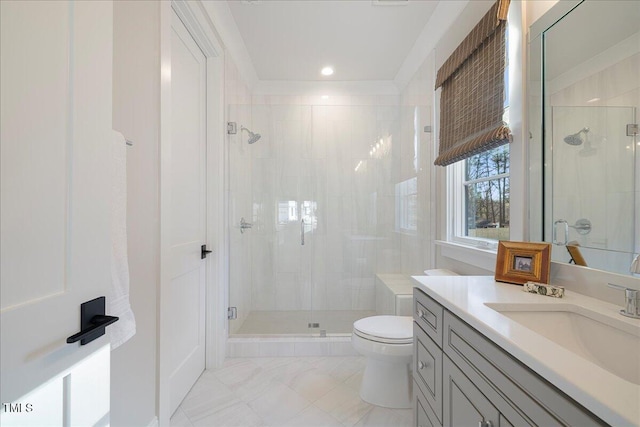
[375,270,459,316]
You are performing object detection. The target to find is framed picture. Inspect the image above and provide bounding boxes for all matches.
[566,242,587,267]
[495,241,552,285]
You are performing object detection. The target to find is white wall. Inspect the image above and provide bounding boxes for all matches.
[112,2,160,426]
[423,0,639,302]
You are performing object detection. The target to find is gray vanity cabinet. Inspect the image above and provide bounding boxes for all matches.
[412,288,606,427]
[443,356,501,427]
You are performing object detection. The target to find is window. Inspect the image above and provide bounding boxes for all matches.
[463,145,509,241]
[277,200,298,224]
[449,145,510,248]
[439,0,511,248]
[396,177,418,234]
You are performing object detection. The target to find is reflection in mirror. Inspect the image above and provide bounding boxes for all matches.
[529,0,640,276]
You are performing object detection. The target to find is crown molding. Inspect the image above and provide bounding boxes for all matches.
[253,80,400,96]
[394,0,469,91]
[202,0,469,95]
[171,0,223,58]
[199,0,258,89]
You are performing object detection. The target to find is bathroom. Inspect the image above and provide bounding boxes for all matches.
[1,0,638,426]
[182,2,638,422]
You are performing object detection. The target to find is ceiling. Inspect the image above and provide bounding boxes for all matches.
[226,0,440,82]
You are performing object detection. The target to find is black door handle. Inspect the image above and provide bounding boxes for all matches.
[66,297,119,345]
[201,244,213,259]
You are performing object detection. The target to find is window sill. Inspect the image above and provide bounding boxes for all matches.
[435,240,497,272]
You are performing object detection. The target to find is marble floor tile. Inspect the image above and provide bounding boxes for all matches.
[214,359,263,388]
[344,371,364,392]
[247,382,311,425]
[284,367,343,402]
[191,401,263,427]
[180,375,239,423]
[314,383,373,426]
[171,356,411,427]
[281,405,344,427]
[170,407,194,427]
[353,406,412,427]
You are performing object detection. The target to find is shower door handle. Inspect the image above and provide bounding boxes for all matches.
[301,219,305,245]
[553,219,569,245]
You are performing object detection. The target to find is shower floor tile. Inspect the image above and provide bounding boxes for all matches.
[233,310,377,335]
[170,356,412,427]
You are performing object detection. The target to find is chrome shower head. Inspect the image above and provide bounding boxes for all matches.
[564,127,589,146]
[241,126,261,144]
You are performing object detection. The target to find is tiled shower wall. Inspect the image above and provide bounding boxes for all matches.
[226,56,436,334]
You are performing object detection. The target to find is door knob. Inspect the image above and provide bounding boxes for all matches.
[67,297,119,345]
[201,244,213,259]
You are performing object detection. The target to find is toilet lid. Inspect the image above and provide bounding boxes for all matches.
[353,316,413,344]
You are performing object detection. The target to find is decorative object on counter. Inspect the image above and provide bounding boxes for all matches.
[495,241,551,285]
[523,281,565,298]
[566,241,587,267]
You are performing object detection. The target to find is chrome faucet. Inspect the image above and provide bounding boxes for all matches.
[607,284,640,319]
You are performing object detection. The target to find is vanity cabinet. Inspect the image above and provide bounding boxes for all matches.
[413,288,605,427]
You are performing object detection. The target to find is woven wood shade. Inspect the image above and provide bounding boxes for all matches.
[434,0,511,166]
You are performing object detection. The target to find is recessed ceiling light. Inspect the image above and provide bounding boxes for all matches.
[321,66,334,76]
[321,95,329,100]
[587,97,601,103]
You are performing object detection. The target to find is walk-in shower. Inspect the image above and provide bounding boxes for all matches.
[225,101,428,338]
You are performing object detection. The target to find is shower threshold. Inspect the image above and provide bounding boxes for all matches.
[231,310,376,336]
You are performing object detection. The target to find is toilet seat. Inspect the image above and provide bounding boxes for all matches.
[353,315,413,344]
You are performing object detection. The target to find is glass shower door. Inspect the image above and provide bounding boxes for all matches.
[227,103,316,336]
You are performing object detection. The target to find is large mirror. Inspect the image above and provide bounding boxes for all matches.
[529,0,640,276]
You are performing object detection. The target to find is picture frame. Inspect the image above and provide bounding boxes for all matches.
[495,241,552,285]
[566,243,587,267]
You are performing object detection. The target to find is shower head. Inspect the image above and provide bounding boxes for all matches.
[241,126,261,144]
[564,127,589,146]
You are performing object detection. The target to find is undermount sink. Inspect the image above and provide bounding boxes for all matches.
[485,303,640,385]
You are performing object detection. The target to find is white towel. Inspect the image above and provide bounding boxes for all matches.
[108,131,136,349]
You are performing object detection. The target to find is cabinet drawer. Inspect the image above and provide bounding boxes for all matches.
[414,288,443,347]
[414,382,441,427]
[414,322,443,424]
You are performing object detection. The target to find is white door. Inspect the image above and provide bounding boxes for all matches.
[168,10,207,415]
[1,1,113,425]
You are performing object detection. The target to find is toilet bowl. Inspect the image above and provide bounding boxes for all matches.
[351,315,413,409]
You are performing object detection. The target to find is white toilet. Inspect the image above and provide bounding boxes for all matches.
[351,315,413,408]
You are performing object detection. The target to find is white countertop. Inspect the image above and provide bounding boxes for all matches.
[412,275,640,427]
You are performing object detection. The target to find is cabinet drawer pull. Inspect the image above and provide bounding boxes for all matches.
[418,361,427,370]
[417,309,425,319]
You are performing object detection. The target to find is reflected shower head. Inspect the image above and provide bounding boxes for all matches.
[564,127,589,146]
[241,126,261,144]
